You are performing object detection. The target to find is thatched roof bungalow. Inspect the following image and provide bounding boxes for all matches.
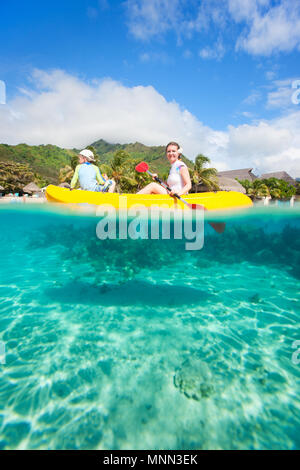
[192,176,246,193]
[259,171,296,186]
[217,168,257,182]
[23,182,41,194]
[217,176,246,193]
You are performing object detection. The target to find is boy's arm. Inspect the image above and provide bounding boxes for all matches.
[70,165,80,188]
[94,165,106,184]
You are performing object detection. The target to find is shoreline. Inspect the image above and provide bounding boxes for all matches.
[0,194,299,207]
[0,196,46,204]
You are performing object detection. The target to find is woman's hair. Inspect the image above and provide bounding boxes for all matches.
[166,141,180,152]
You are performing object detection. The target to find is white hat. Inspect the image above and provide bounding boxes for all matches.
[79,149,95,161]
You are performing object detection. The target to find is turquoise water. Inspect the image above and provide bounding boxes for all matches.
[0,203,299,450]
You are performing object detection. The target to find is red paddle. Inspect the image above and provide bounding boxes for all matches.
[135,162,149,173]
[136,161,226,234]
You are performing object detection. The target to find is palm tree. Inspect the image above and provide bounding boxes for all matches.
[251,181,270,198]
[70,154,79,170]
[191,154,219,191]
[59,165,74,184]
[236,178,253,194]
[110,150,149,192]
[262,178,296,199]
[238,179,270,198]
[238,177,297,200]
[269,188,281,199]
[99,163,113,178]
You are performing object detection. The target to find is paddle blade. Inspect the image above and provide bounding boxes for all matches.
[190,203,205,211]
[190,203,226,233]
[209,222,226,234]
[135,161,149,173]
[185,202,226,233]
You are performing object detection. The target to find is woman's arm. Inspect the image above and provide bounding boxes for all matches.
[174,166,192,196]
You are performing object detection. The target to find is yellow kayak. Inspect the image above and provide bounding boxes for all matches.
[45,184,252,211]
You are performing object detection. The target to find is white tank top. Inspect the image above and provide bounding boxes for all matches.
[167,160,188,193]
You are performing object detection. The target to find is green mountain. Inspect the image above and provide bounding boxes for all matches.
[0,143,77,184]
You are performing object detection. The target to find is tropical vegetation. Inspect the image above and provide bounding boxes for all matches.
[0,143,77,184]
[59,165,74,184]
[0,160,47,193]
[237,177,296,199]
[108,150,150,192]
[190,154,220,191]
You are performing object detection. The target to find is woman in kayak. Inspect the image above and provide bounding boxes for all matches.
[137,142,191,196]
[70,149,116,192]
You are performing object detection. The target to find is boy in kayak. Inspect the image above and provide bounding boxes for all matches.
[70,149,116,192]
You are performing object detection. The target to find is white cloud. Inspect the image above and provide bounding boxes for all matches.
[125,0,228,42]
[0,80,6,105]
[234,0,300,55]
[139,53,150,62]
[139,51,173,64]
[228,122,292,157]
[266,78,296,109]
[199,39,225,60]
[182,0,228,35]
[228,0,270,22]
[183,49,193,59]
[125,0,300,57]
[241,111,255,118]
[242,91,262,105]
[0,69,299,177]
[0,69,223,157]
[226,118,300,176]
[241,77,300,112]
[125,0,181,41]
[265,70,277,81]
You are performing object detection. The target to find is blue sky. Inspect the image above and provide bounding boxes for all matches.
[0,0,300,175]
